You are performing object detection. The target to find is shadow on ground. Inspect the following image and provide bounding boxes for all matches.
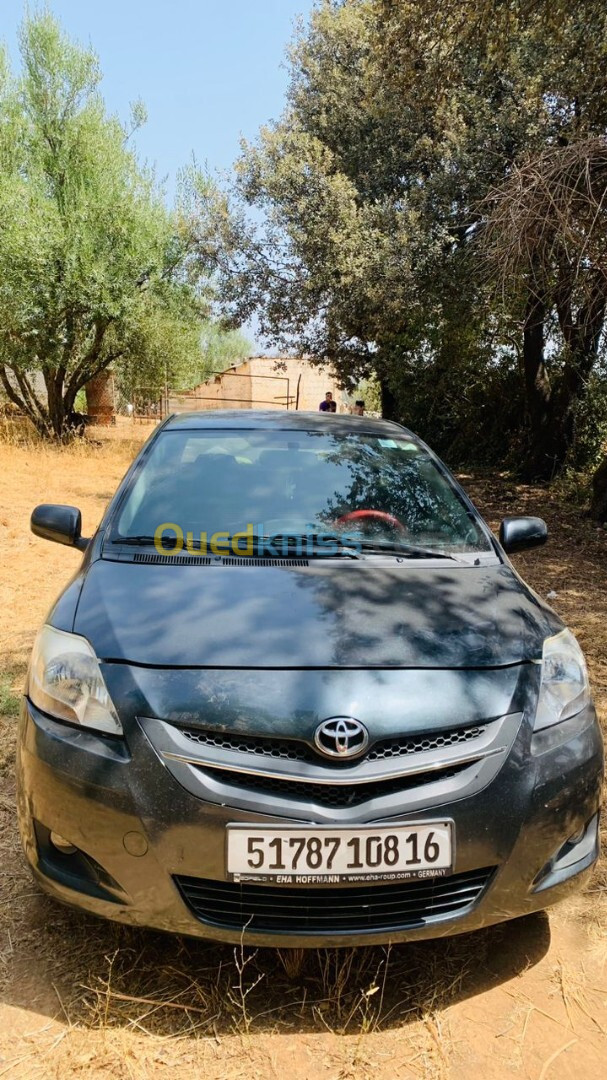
[0,796,550,1039]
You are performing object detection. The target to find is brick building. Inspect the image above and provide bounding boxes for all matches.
[167,356,347,413]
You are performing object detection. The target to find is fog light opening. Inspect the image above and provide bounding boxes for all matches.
[49,831,78,856]
[532,812,600,892]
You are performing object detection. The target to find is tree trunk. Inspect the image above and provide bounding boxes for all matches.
[520,290,558,480]
[1,317,117,439]
[0,366,52,436]
[43,366,66,437]
[591,457,607,522]
[378,375,399,421]
[538,269,607,480]
[1,363,84,439]
[519,287,585,480]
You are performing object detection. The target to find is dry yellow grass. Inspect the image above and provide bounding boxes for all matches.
[0,427,606,1079]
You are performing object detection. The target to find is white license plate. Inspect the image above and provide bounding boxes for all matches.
[226,822,453,883]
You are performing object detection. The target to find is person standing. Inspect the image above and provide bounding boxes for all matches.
[319,392,336,412]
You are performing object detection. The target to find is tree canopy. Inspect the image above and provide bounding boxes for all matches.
[0,13,248,436]
[208,0,607,478]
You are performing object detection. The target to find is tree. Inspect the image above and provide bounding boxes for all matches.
[204,0,432,417]
[0,14,221,437]
[482,139,607,478]
[208,0,607,472]
[199,324,252,377]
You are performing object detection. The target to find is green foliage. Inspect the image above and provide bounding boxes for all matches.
[208,0,607,471]
[199,325,251,380]
[116,320,251,399]
[353,374,381,415]
[567,372,607,472]
[0,12,241,436]
[395,352,525,469]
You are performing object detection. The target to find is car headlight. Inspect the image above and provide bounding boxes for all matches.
[28,624,122,735]
[534,629,591,731]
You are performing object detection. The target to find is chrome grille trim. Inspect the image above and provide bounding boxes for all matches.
[189,761,468,808]
[139,712,522,823]
[159,741,505,785]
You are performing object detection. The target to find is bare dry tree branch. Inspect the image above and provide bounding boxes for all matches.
[480,137,607,297]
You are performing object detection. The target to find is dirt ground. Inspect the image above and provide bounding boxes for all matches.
[0,420,606,1079]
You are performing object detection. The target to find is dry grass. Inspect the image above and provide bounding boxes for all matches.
[463,471,607,905]
[0,430,606,1078]
[0,418,154,733]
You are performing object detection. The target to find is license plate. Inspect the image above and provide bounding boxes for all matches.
[226,822,453,883]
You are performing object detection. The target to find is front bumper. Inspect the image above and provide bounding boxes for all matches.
[16,698,603,947]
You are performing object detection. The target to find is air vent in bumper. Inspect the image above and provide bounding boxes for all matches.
[174,867,495,933]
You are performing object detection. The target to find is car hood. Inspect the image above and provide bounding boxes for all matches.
[71,558,560,669]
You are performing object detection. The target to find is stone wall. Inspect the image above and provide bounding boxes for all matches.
[85,369,115,425]
[167,356,346,414]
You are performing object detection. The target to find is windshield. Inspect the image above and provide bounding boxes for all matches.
[111,428,492,554]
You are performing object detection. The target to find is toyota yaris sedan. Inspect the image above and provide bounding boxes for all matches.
[17,411,603,946]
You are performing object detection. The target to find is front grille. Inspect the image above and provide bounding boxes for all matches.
[183,728,310,762]
[180,723,486,766]
[175,867,495,933]
[368,726,485,761]
[196,762,467,808]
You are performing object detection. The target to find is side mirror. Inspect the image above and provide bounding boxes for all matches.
[499,516,548,554]
[31,504,89,551]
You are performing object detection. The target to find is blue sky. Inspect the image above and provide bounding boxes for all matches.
[3,1,312,194]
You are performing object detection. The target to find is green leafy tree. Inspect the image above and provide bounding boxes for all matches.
[199,324,251,378]
[208,0,607,475]
[0,13,224,437]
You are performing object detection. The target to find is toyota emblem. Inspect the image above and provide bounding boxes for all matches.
[314,717,369,759]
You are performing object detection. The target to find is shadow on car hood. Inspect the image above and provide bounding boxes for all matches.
[72,559,560,669]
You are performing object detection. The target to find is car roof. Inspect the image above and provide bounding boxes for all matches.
[162,409,417,439]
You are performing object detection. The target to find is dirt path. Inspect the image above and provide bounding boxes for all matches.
[0,430,606,1079]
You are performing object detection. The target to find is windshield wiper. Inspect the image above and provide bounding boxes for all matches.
[110,534,363,558]
[251,534,363,559]
[354,540,467,562]
[110,533,467,562]
[249,535,466,562]
[111,535,209,550]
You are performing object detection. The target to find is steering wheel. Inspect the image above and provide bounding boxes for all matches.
[334,509,407,533]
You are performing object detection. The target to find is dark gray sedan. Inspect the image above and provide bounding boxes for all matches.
[17,411,603,945]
